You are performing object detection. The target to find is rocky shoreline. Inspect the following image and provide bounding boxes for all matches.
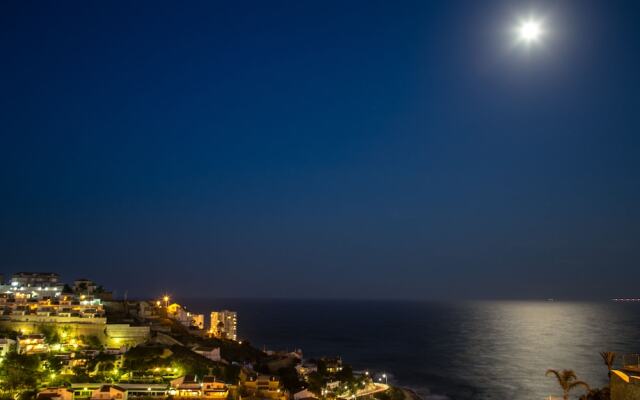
[399,387,423,400]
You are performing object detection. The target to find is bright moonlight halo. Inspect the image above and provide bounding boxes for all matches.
[517,19,543,44]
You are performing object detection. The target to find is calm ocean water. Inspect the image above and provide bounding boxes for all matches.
[185,300,640,400]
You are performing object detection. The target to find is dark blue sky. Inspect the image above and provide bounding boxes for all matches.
[1,0,639,299]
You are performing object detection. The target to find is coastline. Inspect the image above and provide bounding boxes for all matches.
[399,387,423,400]
[398,386,451,400]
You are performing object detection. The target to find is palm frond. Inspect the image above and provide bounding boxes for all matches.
[568,380,590,392]
[599,351,616,370]
[561,370,577,381]
[546,369,561,380]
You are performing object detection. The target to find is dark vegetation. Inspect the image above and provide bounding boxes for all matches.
[121,344,239,383]
[374,386,405,400]
[546,351,618,400]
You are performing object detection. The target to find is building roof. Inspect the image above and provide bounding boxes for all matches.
[36,388,73,399]
[194,346,219,352]
[294,389,318,399]
[98,385,126,393]
[71,383,167,391]
[14,272,60,276]
[202,376,225,384]
[18,334,45,339]
[171,375,201,388]
[182,375,198,383]
[37,394,64,399]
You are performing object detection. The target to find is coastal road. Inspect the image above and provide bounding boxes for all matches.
[338,383,390,399]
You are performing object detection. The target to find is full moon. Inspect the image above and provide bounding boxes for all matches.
[517,19,543,44]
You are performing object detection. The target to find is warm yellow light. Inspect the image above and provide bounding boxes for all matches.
[163,296,169,302]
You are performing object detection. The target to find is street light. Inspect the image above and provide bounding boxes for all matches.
[382,374,387,384]
[163,295,169,308]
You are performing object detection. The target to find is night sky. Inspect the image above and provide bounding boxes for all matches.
[1,0,639,300]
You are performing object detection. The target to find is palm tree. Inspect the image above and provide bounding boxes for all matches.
[546,369,590,400]
[599,352,616,378]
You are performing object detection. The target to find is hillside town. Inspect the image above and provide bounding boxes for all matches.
[0,273,396,400]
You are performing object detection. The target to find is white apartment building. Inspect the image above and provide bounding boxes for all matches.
[1,272,65,299]
[210,310,237,340]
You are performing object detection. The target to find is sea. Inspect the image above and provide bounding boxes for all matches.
[184,299,640,400]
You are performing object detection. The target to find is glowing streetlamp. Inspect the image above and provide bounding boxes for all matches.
[163,295,169,308]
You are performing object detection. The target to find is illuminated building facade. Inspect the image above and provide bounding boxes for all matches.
[209,310,237,340]
[202,376,229,399]
[1,272,65,299]
[17,333,49,354]
[167,303,205,330]
[169,376,230,398]
[0,293,105,319]
[239,369,287,400]
[11,272,60,287]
